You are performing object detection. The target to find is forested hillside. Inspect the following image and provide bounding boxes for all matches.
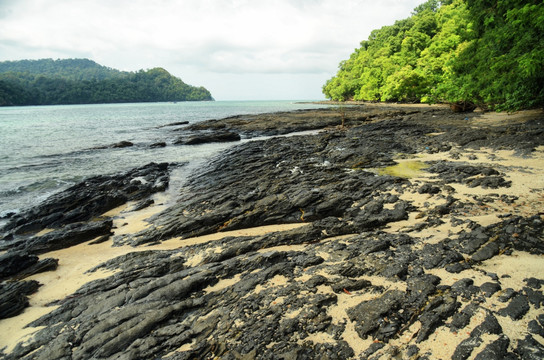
[323,0,544,111]
[0,59,213,106]
[0,58,125,81]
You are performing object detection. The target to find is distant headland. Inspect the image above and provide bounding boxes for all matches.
[0,58,213,106]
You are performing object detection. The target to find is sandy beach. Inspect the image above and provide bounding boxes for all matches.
[1,104,543,359]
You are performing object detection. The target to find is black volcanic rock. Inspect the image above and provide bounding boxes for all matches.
[2,105,543,359]
[175,131,241,145]
[0,280,40,319]
[1,162,172,237]
[0,162,174,306]
[92,140,134,149]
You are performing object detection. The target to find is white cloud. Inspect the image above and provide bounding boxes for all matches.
[0,0,427,100]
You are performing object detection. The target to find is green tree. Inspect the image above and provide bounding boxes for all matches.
[0,59,213,106]
[441,0,544,110]
[322,0,543,111]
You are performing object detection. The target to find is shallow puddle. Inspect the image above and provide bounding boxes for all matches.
[377,160,430,178]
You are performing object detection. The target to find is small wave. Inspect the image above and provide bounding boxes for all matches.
[1,178,75,197]
[0,208,19,219]
[6,160,63,172]
[24,179,75,193]
[0,178,76,219]
[0,187,23,197]
[32,147,97,159]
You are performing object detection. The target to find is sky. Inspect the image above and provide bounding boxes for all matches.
[0,0,427,101]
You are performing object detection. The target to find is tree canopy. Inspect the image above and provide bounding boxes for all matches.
[323,0,544,111]
[0,59,213,106]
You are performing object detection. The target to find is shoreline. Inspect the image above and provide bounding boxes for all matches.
[1,104,543,359]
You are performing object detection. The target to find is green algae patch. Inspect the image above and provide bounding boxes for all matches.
[377,160,430,179]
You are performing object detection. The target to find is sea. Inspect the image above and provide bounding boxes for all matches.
[0,100,329,226]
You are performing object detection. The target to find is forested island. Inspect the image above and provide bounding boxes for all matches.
[323,0,543,111]
[0,58,213,106]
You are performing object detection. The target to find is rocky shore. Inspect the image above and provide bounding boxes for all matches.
[1,104,543,359]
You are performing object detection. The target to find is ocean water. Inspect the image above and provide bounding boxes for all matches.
[0,100,328,222]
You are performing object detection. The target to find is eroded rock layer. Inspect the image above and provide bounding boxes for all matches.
[1,104,543,359]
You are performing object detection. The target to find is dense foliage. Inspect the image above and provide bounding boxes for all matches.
[0,58,125,81]
[323,0,544,111]
[0,59,213,106]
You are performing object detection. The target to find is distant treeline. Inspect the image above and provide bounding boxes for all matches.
[0,58,213,106]
[323,0,544,111]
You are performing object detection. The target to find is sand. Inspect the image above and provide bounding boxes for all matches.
[0,192,307,353]
[2,109,543,358]
[378,142,544,358]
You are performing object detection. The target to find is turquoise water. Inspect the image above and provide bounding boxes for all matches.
[0,100,328,219]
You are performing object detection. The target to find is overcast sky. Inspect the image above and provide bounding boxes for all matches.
[0,0,426,100]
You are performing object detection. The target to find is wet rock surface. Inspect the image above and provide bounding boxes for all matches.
[91,140,134,149]
[1,104,543,359]
[174,131,241,145]
[180,107,383,138]
[0,162,175,319]
[1,162,172,238]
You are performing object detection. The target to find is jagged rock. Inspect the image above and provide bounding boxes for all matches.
[15,258,58,279]
[457,226,490,254]
[472,312,503,336]
[182,106,394,138]
[0,163,173,285]
[361,342,385,358]
[425,161,512,189]
[515,335,544,360]
[418,183,440,194]
[471,241,500,261]
[330,279,372,294]
[1,162,172,237]
[131,198,155,211]
[525,277,544,289]
[111,140,134,148]
[2,105,543,359]
[498,288,517,303]
[450,302,479,331]
[0,280,40,319]
[0,252,39,279]
[452,312,502,360]
[157,121,189,128]
[175,131,241,145]
[451,278,480,300]
[149,141,167,148]
[480,282,502,297]
[452,336,482,360]
[347,290,405,340]
[524,287,544,308]
[420,243,464,269]
[9,220,113,255]
[406,275,440,308]
[499,294,530,320]
[473,335,510,360]
[416,294,459,342]
[445,262,471,273]
[528,319,544,336]
[92,140,134,149]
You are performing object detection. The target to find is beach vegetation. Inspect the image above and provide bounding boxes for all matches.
[323,0,544,111]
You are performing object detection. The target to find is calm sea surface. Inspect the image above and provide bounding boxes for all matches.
[0,100,328,221]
